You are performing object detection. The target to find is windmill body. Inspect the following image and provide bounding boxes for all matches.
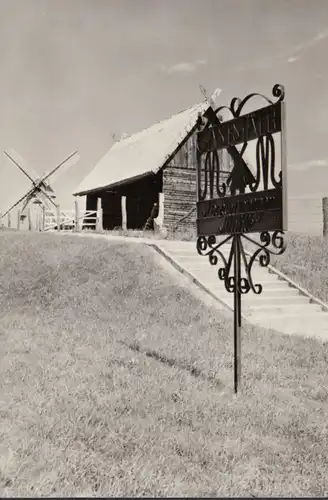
[19,179,57,228]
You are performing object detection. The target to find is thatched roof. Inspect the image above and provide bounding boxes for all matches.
[74,101,209,196]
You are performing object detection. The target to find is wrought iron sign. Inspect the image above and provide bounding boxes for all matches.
[196,84,288,394]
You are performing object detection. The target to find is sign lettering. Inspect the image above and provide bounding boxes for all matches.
[198,102,282,153]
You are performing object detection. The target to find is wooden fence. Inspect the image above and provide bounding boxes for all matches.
[43,208,99,232]
[0,201,102,233]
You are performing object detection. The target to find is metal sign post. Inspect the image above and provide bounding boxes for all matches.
[196,84,288,394]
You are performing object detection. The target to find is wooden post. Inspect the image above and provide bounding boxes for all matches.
[56,204,61,232]
[96,197,103,232]
[75,199,80,232]
[28,207,32,231]
[154,192,164,231]
[36,210,40,232]
[41,205,46,231]
[17,210,21,230]
[121,196,127,230]
[39,212,42,231]
[323,197,328,237]
[8,212,11,229]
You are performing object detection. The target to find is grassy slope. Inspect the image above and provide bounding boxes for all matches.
[0,232,328,497]
[104,229,328,303]
[271,232,328,303]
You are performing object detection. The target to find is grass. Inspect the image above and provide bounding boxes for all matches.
[1,231,328,497]
[93,228,328,304]
[270,232,328,303]
[82,225,198,241]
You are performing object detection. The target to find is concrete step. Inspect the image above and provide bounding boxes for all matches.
[167,249,256,258]
[175,259,276,271]
[242,295,310,305]
[163,241,259,255]
[248,310,328,322]
[175,255,232,263]
[173,258,277,274]
[206,286,301,297]
[196,293,316,308]
[245,302,322,313]
[210,297,313,312]
[247,309,323,322]
[186,272,285,284]
[204,284,292,297]
[193,274,288,286]
[164,246,272,265]
[258,319,328,339]
[162,241,232,248]
[158,240,328,342]
[262,317,328,330]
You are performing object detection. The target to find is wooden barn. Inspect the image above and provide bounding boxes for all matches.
[73,102,232,232]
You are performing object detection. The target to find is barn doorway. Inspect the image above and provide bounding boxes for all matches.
[124,173,162,230]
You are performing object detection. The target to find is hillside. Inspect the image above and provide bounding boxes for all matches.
[0,232,328,497]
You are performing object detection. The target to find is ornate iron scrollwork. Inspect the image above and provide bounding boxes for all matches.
[213,83,285,118]
[197,231,287,295]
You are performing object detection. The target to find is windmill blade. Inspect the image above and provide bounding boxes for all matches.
[0,154,32,216]
[4,149,40,185]
[41,151,79,185]
[47,151,80,186]
[199,84,208,100]
[2,185,37,217]
[210,87,222,106]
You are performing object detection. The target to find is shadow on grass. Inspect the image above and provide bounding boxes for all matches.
[120,339,223,388]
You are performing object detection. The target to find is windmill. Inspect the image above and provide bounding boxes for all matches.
[199,85,222,108]
[199,84,257,194]
[1,149,79,227]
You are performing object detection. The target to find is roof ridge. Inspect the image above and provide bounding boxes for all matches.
[116,101,206,145]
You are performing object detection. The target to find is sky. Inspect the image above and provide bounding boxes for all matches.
[0,0,328,211]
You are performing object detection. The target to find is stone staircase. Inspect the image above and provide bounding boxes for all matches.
[156,239,328,342]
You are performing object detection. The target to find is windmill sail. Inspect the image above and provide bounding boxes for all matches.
[4,149,40,184]
[0,153,32,216]
[42,151,80,186]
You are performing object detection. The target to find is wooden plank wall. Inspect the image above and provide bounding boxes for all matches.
[162,132,231,229]
[162,133,197,228]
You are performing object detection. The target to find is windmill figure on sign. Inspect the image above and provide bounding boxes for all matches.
[198,84,256,197]
[2,149,79,230]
